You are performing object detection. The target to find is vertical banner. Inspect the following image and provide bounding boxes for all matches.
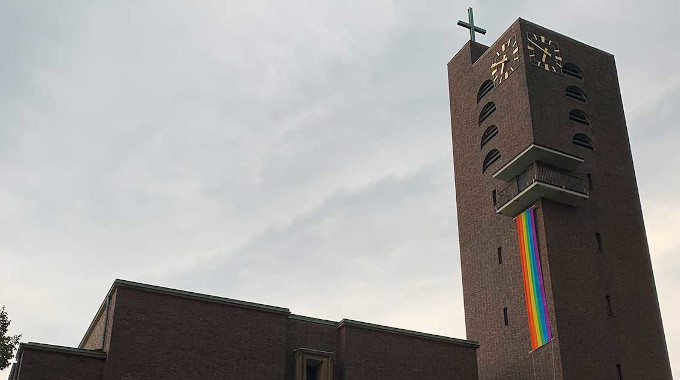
[515,208,552,350]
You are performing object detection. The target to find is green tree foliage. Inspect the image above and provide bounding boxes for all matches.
[0,306,21,370]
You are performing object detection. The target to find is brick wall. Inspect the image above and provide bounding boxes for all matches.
[339,321,478,380]
[12,344,105,380]
[102,284,289,380]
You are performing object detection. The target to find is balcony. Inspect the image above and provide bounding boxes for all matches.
[495,163,589,216]
[493,144,584,182]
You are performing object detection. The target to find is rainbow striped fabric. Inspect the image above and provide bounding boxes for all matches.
[515,208,552,350]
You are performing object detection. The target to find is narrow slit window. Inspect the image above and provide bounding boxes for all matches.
[503,307,509,326]
[477,80,494,102]
[565,86,588,103]
[563,63,584,80]
[606,295,614,315]
[492,189,497,206]
[479,102,496,125]
[596,233,603,252]
[587,173,594,190]
[497,247,503,264]
[616,364,623,380]
[481,125,499,149]
[569,109,591,126]
[482,149,501,173]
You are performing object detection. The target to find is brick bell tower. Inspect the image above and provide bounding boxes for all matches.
[447,17,672,379]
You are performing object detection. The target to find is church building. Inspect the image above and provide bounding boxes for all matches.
[9,16,672,380]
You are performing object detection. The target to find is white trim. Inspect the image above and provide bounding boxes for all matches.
[496,182,539,215]
[536,181,589,198]
[495,181,588,216]
[492,144,584,179]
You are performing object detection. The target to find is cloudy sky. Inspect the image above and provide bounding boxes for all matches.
[1,0,678,377]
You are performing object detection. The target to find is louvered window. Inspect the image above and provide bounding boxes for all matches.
[479,102,496,125]
[477,80,494,102]
[572,133,594,150]
[481,125,498,149]
[569,109,590,126]
[482,149,501,173]
[566,86,588,103]
[563,63,583,79]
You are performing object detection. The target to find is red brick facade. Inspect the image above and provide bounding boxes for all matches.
[10,345,105,380]
[10,280,478,380]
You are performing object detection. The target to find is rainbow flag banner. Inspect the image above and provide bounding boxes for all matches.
[515,208,552,350]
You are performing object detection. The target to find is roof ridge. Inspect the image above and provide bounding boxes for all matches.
[114,279,291,315]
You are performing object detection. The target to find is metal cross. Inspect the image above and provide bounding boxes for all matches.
[457,7,486,42]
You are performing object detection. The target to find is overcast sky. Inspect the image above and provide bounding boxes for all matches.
[1,0,678,377]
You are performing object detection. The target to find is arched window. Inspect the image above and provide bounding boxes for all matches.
[479,102,496,125]
[482,149,501,173]
[481,125,498,149]
[569,109,590,126]
[563,63,583,80]
[477,80,494,102]
[573,133,594,150]
[565,86,588,103]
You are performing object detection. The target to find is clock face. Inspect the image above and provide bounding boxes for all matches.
[491,34,520,86]
[527,32,563,74]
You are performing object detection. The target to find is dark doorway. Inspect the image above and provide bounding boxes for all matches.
[306,363,320,380]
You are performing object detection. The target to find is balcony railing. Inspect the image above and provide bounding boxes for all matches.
[495,163,588,215]
[492,144,584,181]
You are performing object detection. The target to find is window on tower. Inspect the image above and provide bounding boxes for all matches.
[606,295,614,316]
[481,125,498,149]
[565,86,588,103]
[563,62,584,80]
[616,364,623,380]
[497,247,502,264]
[477,80,494,102]
[479,102,496,125]
[572,133,594,150]
[482,149,501,173]
[596,233,604,252]
[569,109,591,126]
[503,307,509,326]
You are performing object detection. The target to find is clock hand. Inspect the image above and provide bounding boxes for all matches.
[528,39,551,57]
[490,57,508,68]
